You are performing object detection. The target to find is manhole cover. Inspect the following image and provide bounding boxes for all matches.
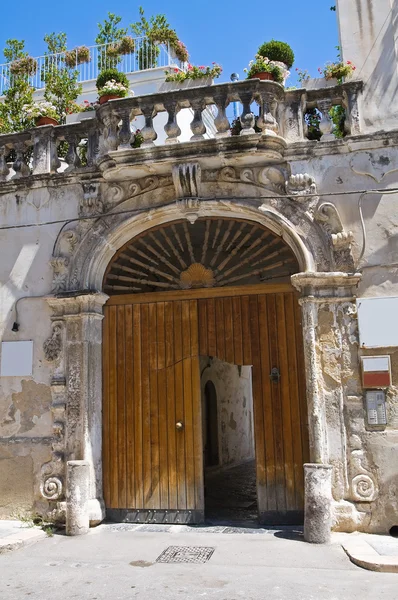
[156,546,215,564]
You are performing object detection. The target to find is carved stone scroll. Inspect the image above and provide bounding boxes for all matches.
[314,202,354,248]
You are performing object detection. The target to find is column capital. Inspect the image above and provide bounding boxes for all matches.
[291,272,362,299]
[45,292,109,318]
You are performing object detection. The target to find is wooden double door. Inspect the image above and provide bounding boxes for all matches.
[102,283,309,524]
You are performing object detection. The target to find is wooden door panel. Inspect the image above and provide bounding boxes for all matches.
[103,300,204,522]
[196,291,309,523]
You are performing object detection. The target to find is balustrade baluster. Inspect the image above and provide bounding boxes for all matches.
[13,141,30,178]
[213,92,230,138]
[317,99,334,140]
[164,101,181,144]
[0,146,10,181]
[256,90,279,135]
[239,92,255,135]
[65,134,82,171]
[87,127,100,167]
[118,108,133,149]
[100,112,120,154]
[140,105,157,147]
[190,99,206,141]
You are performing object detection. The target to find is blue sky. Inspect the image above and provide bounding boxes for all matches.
[0,0,339,87]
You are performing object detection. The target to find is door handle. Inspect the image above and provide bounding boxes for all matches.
[176,421,184,430]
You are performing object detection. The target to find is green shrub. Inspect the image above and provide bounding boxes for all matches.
[258,40,295,69]
[96,68,129,90]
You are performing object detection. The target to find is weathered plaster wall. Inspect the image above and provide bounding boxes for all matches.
[200,357,254,468]
[0,181,80,518]
[288,137,398,297]
[337,0,398,133]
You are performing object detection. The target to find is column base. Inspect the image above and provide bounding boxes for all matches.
[304,463,333,544]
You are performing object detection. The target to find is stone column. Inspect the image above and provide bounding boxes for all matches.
[66,460,90,536]
[45,292,108,526]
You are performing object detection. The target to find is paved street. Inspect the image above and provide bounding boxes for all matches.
[0,524,397,600]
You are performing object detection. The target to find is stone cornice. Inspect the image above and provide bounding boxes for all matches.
[291,272,362,297]
[285,129,398,161]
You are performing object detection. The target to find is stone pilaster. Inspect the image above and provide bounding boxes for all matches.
[45,292,108,525]
[292,272,362,466]
[292,272,368,533]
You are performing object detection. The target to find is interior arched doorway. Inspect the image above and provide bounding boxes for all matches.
[102,217,309,524]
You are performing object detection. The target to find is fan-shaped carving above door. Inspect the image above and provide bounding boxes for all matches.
[103,218,299,295]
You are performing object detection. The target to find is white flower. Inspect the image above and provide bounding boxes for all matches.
[23,101,58,119]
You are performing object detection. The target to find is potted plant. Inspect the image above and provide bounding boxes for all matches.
[319,60,356,84]
[10,56,38,77]
[257,39,294,84]
[24,101,59,126]
[96,69,130,104]
[106,44,122,62]
[117,36,135,55]
[258,40,294,68]
[244,55,284,83]
[64,46,91,69]
[162,63,222,90]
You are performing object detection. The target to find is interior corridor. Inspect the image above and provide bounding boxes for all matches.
[204,460,257,524]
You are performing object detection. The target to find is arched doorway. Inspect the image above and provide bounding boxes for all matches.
[102,217,309,524]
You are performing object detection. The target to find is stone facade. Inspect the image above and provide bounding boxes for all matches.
[0,9,398,534]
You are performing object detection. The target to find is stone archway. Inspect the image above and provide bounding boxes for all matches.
[101,215,308,524]
[45,196,362,533]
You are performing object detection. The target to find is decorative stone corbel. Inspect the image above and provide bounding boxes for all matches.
[172,162,201,198]
[43,322,63,361]
[80,182,103,217]
[285,173,319,204]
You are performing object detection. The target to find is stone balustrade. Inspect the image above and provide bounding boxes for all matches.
[0,79,363,181]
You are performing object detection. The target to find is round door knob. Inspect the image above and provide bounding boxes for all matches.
[176,421,184,430]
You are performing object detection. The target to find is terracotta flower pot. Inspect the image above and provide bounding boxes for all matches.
[99,94,123,105]
[250,72,274,81]
[35,116,58,126]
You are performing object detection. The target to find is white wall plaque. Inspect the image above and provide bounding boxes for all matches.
[357,297,398,348]
[0,341,33,376]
